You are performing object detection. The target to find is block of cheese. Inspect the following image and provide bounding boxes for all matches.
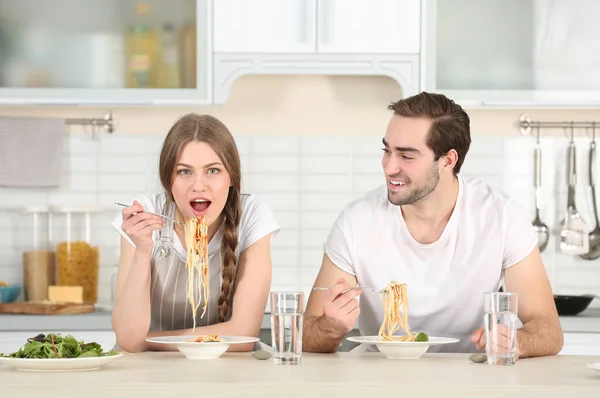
[47,286,84,304]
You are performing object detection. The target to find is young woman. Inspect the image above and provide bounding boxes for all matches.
[111,114,280,352]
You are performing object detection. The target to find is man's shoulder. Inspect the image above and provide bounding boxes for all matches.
[341,184,390,219]
[460,175,523,214]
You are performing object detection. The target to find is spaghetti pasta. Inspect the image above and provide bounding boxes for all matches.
[184,216,210,331]
[378,281,418,342]
[185,334,224,343]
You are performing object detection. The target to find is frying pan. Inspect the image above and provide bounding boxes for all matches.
[554,294,599,316]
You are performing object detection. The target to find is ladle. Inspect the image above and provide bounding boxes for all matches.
[532,127,550,252]
[580,124,600,260]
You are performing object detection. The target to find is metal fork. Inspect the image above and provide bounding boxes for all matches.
[114,202,184,225]
[312,286,386,294]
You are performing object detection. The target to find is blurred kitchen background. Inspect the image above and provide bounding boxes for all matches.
[0,0,600,324]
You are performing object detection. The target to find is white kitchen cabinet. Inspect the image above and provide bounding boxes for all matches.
[559,333,600,356]
[212,0,420,104]
[0,331,116,355]
[213,0,316,53]
[422,0,600,107]
[0,0,211,105]
[0,0,422,106]
[317,0,420,54]
[214,0,420,55]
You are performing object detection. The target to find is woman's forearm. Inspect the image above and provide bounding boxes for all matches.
[111,249,153,352]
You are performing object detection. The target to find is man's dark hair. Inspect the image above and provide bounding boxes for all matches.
[387,92,471,175]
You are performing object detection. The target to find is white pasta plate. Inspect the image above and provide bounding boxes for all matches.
[587,363,600,373]
[0,353,124,372]
[347,335,460,359]
[145,335,260,359]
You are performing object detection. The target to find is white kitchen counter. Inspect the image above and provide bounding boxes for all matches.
[1,352,599,397]
[2,308,600,333]
[559,308,600,332]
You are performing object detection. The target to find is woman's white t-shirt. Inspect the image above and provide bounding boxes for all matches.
[324,174,538,353]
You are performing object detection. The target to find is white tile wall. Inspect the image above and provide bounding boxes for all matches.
[1,131,600,308]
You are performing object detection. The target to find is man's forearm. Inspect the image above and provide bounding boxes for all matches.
[518,316,564,358]
[303,315,347,353]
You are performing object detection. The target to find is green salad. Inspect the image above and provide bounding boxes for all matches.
[0,333,118,359]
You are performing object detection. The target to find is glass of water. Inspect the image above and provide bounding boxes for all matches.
[270,291,304,365]
[484,292,519,366]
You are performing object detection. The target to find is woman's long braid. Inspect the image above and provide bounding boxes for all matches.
[218,191,241,322]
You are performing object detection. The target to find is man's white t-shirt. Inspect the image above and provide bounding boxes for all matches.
[324,174,538,353]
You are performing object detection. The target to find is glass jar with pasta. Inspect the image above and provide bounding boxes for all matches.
[20,207,56,302]
[50,207,103,304]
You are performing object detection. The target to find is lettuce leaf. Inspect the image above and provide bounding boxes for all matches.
[1,333,118,359]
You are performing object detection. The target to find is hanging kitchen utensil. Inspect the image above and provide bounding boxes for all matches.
[580,124,600,260]
[560,124,589,254]
[532,127,549,252]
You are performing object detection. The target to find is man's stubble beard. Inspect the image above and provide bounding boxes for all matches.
[387,162,440,206]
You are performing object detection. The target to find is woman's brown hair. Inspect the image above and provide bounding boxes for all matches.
[159,113,241,323]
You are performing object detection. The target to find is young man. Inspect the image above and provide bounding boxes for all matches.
[302,92,563,358]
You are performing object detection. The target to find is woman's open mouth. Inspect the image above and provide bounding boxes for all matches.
[190,198,211,216]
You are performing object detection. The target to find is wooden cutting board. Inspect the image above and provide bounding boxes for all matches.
[0,302,94,315]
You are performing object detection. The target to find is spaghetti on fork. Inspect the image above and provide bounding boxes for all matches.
[184,216,210,330]
[378,281,420,342]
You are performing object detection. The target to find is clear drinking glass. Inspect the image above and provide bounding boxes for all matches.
[270,291,304,365]
[484,292,519,366]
